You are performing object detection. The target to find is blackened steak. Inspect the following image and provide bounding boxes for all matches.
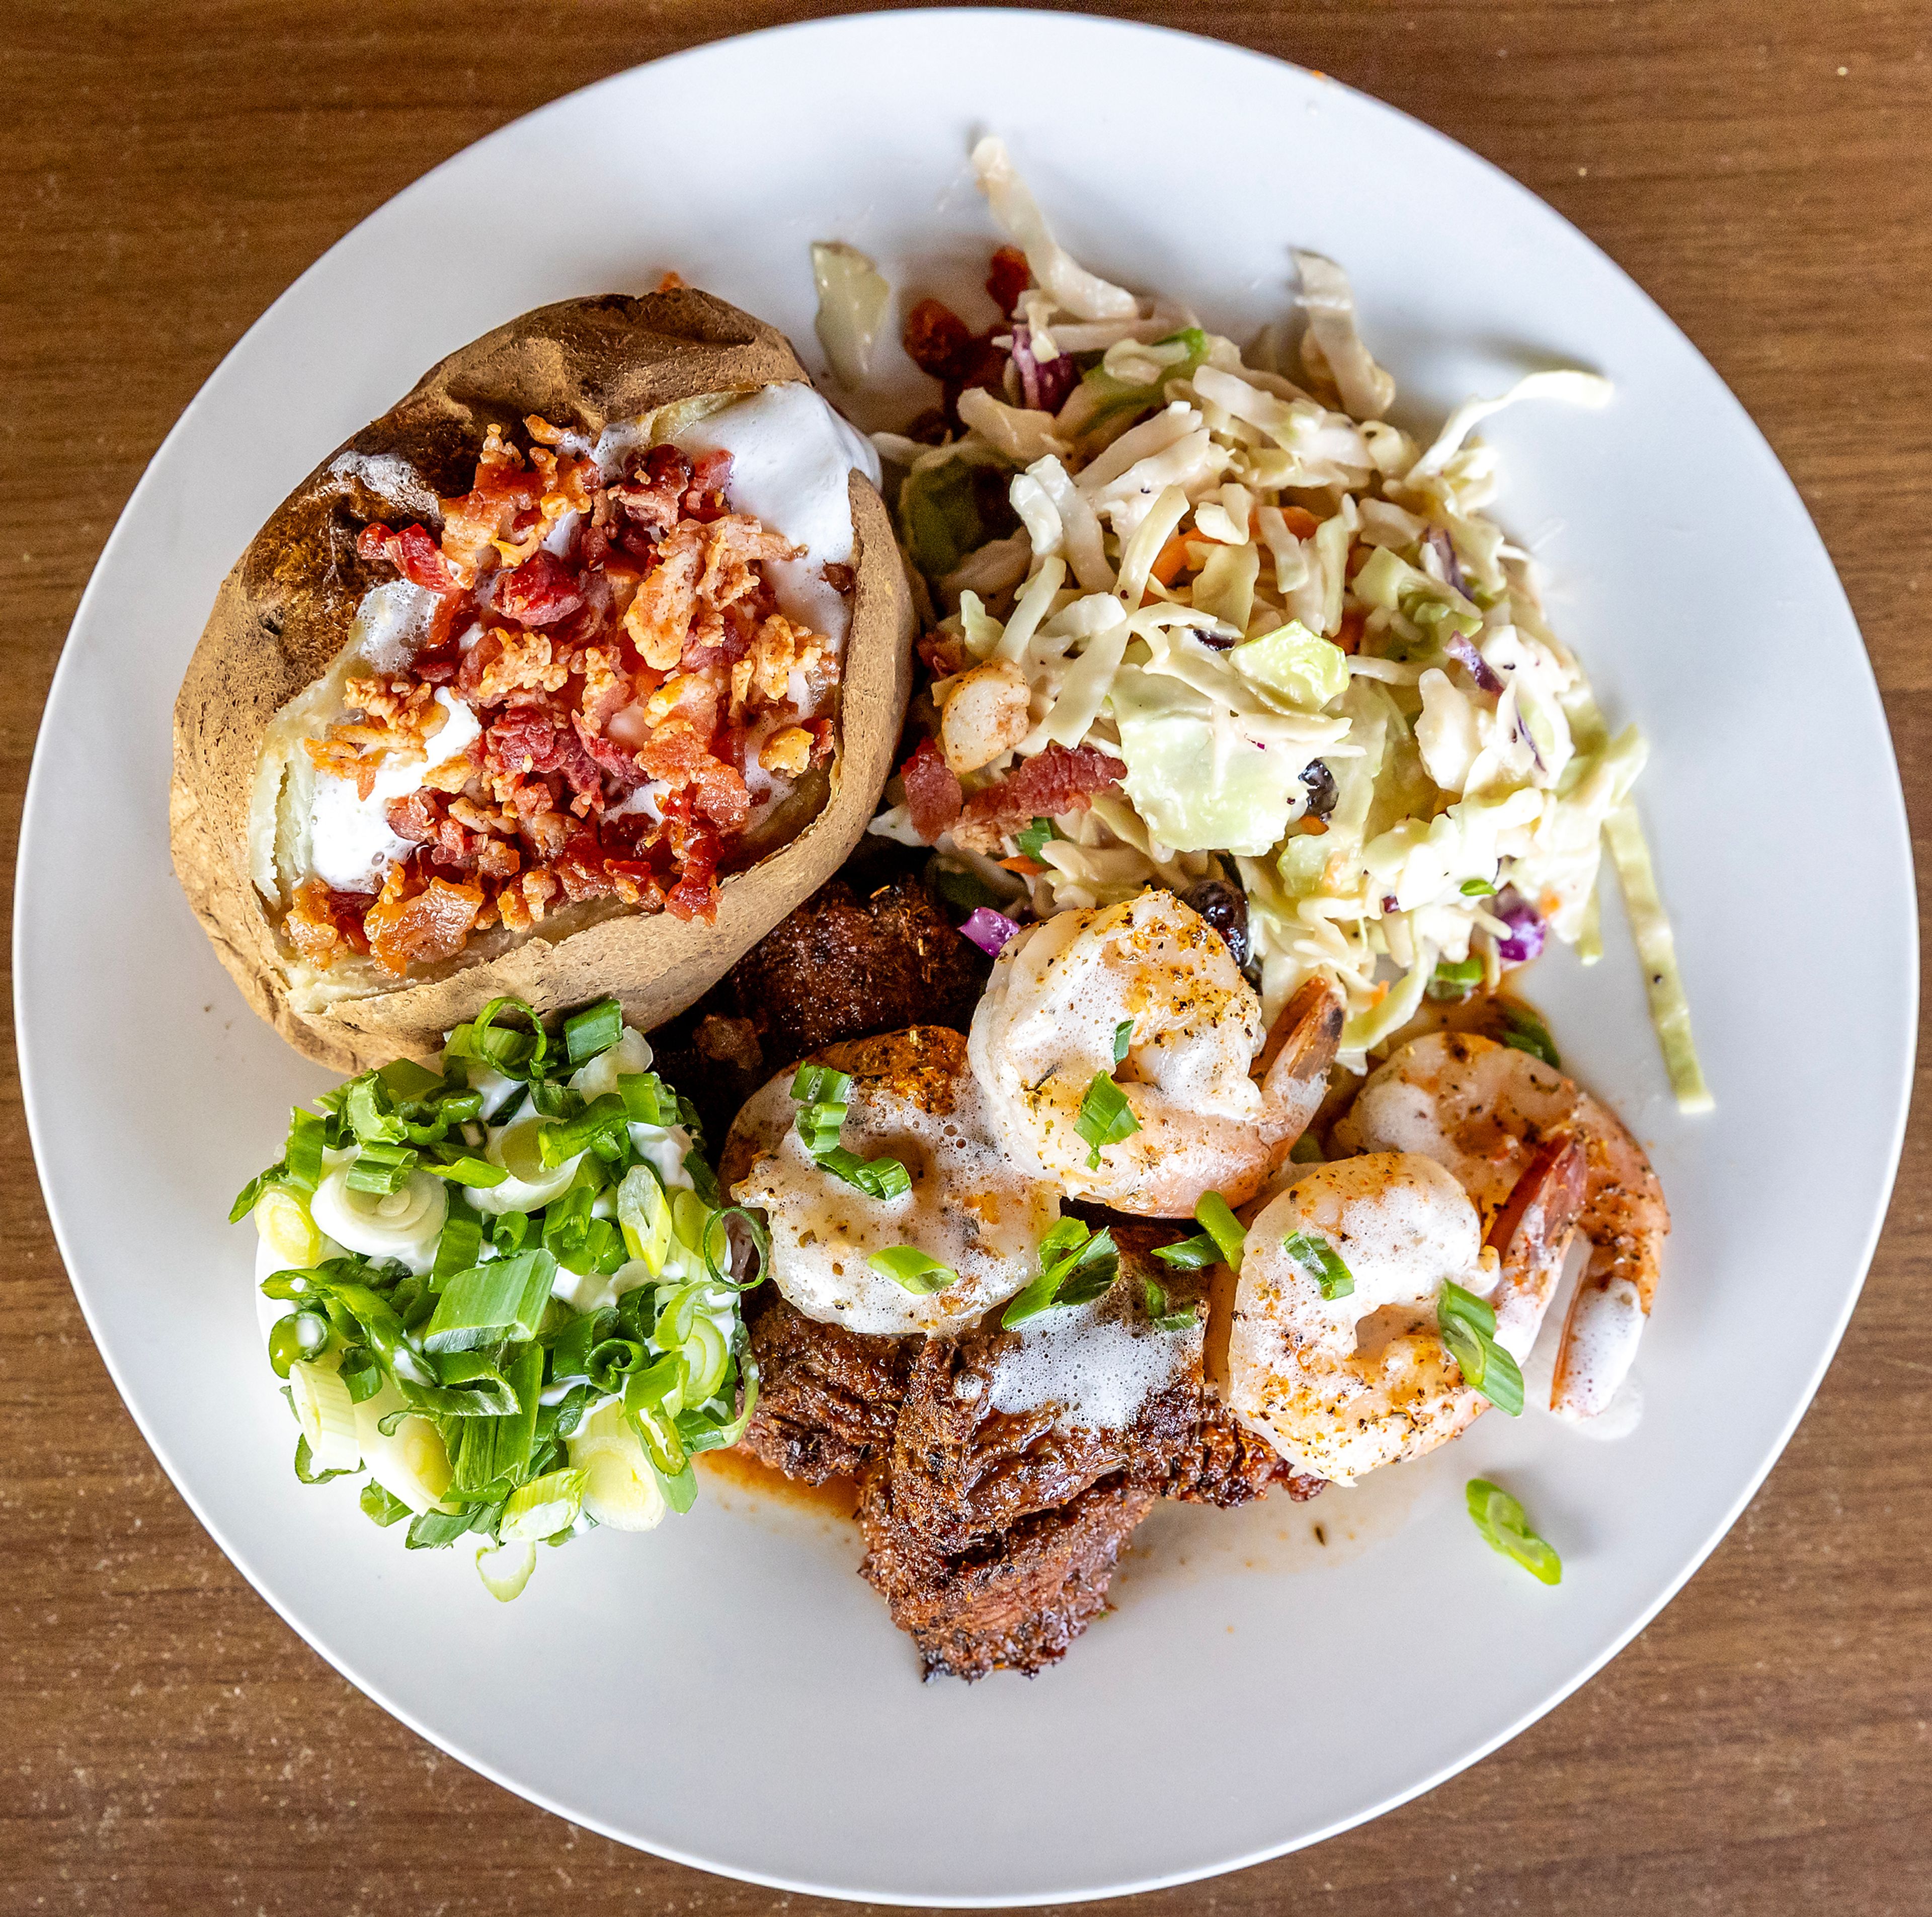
[859,1464,1156,1681]
[885,1226,1210,1552]
[740,1283,915,1485]
[728,874,990,1064]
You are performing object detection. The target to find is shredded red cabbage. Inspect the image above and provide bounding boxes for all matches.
[1442,631,1504,695]
[959,907,1023,956]
[1492,887,1546,964]
[1010,325,1078,415]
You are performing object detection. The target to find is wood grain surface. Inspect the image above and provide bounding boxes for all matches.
[5,4,1928,1911]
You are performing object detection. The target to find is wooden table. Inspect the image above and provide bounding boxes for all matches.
[6,4,1928,1910]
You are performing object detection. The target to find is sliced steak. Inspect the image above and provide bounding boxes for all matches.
[727,874,990,1065]
[740,1284,916,1485]
[1164,1395,1325,1508]
[859,1463,1156,1681]
[886,1225,1207,1551]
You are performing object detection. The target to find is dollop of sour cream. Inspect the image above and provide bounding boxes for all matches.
[671,384,880,645]
[306,690,481,893]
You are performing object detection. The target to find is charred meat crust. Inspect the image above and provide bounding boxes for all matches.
[740,1283,915,1484]
[652,872,989,1151]
[859,1465,1156,1682]
[730,873,992,1062]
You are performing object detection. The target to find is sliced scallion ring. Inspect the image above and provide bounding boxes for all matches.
[475,1538,538,1602]
[500,1467,589,1543]
[254,1187,321,1269]
[287,1360,361,1473]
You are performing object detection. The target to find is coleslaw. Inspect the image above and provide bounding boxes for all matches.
[847,138,1709,1109]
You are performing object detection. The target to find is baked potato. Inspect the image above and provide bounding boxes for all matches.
[171,288,914,1072]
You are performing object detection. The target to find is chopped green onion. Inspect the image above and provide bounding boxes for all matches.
[814,1145,913,1202]
[1151,1232,1220,1271]
[528,1078,583,1120]
[229,1163,285,1224]
[344,1140,418,1195]
[1015,816,1059,861]
[379,1057,445,1102]
[359,1480,413,1528]
[1282,1228,1354,1301]
[1467,1478,1562,1584]
[475,1538,537,1601]
[267,1311,329,1379]
[618,1071,676,1125]
[1142,1279,1200,1332]
[406,1508,477,1550]
[500,1467,588,1543]
[1428,954,1486,1002]
[1112,1018,1135,1064]
[422,1251,556,1353]
[1194,1192,1246,1272]
[1500,1004,1562,1070]
[424,1152,508,1188]
[1437,1280,1524,1415]
[1074,1072,1140,1169]
[1460,877,1498,897]
[492,1210,531,1254]
[795,1099,849,1158]
[344,1073,408,1146]
[624,1361,689,1476]
[868,1246,955,1295]
[537,1092,630,1167]
[791,1065,853,1105]
[431,1197,484,1289]
[285,1108,327,1192]
[443,996,550,1082]
[1002,1221,1119,1327]
[563,997,624,1067]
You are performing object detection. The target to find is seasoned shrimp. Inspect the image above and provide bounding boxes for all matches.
[1224,1154,1493,1484]
[968,890,1343,1216]
[726,1027,1064,1338]
[1333,1030,1668,1419]
[1222,1147,1587,1483]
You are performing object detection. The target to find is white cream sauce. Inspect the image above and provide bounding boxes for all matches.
[729,1062,1061,1339]
[305,690,480,893]
[988,1300,1192,1432]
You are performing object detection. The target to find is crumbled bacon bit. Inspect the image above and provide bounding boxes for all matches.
[357,522,457,594]
[285,880,373,969]
[363,872,485,976]
[309,409,857,976]
[900,737,964,843]
[496,549,585,628]
[759,725,814,775]
[952,743,1125,855]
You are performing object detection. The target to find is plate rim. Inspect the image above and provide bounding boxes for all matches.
[17,8,1919,1902]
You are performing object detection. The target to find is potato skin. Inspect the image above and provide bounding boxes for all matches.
[170,290,914,1072]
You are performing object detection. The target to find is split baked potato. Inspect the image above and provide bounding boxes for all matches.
[171,288,914,1072]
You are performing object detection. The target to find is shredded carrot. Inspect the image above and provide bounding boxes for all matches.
[1344,541,1372,580]
[1000,856,1047,876]
[1150,530,1195,589]
[1335,607,1366,655]
[1279,506,1320,540]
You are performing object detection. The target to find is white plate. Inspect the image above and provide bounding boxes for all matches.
[19,11,1914,1904]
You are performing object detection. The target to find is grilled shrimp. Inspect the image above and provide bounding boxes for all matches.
[1333,1030,1668,1419]
[1222,1147,1585,1484]
[967,890,1343,1216]
[725,1027,1063,1338]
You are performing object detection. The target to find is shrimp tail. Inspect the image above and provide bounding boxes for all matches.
[1483,1134,1587,1358]
[1257,977,1345,1148]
